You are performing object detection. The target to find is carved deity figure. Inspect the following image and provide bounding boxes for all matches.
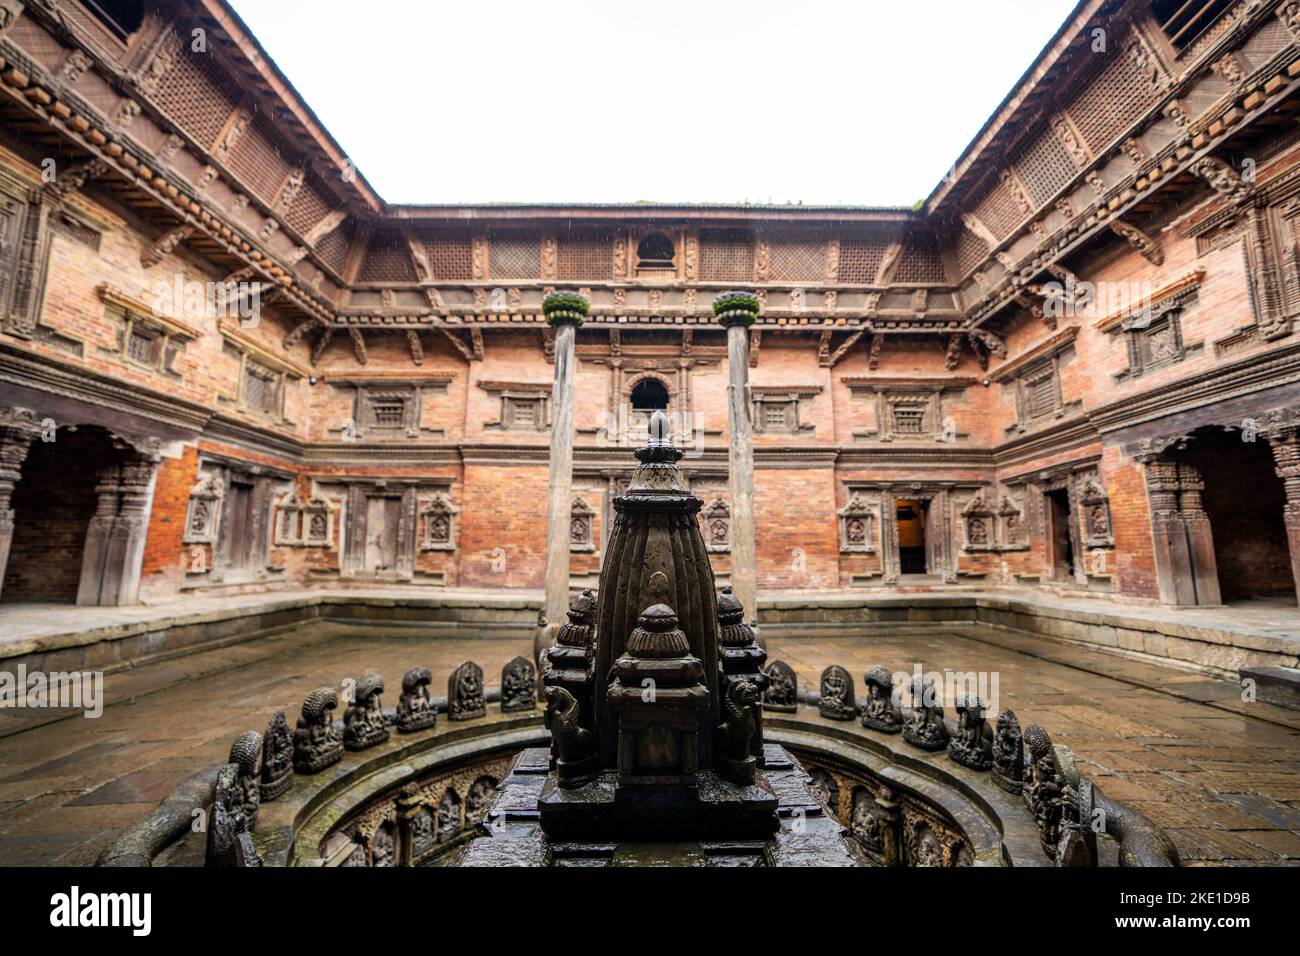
[448,661,486,721]
[260,711,293,801]
[850,789,883,852]
[500,655,537,713]
[293,687,343,774]
[343,672,390,752]
[991,709,1025,795]
[818,665,857,720]
[859,665,903,733]
[947,695,994,771]
[396,667,437,733]
[206,763,262,868]
[1023,724,1066,857]
[227,730,263,830]
[913,825,944,867]
[761,660,798,713]
[545,686,597,789]
[902,677,950,752]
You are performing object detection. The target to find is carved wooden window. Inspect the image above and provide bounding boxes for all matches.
[1151,0,1235,51]
[0,196,23,318]
[699,228,754,282]
[570,497,595,553]
[702,497,731,553]
[242,361,280,414]
[893,405,926,435]
[838,493,877,554]
[126,328,161,366]
[761,401,795,431]
[1025,373,1057,418]
[507,396,546,430]
[636,233,676,275]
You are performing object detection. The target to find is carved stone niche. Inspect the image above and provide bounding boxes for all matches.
[275,494,334,548]
[1077,474,1114,549]
[419,493,458,552]
[702,496,731,553]
[999,495,1028,551]
[961,492,996,552]
[569,496,596,553]
[184,472,223,545]
[838,493,877,554]
[479,380,551,432]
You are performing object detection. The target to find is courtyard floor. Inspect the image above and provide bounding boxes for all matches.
[0,620,1298,866]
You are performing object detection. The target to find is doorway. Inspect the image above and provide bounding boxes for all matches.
[220,480,258,571]
[1046,488,1075,580]
[364,496,401,573]
[896,499,928,575]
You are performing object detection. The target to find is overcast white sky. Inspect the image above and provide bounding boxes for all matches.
[226,0,1081,207]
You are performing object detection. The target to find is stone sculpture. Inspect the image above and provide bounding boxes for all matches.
[344,672,390,751]
[819,664,856,720]
[259,711,293,801]
[991,709,1024,795]
[717,586,768,762]
[715,679,759,785]
[902,677,949,751]
[396,666,437,733]
[545,686,598,789]
[947,695,994,770]
[1023,723,1066,857]
[761,660,798,712]
[448,661,486,721]
[293,687,343,773]
[227,730,263,830]
[859,665,903,733]
[206,763,262,867]
[544,588,597,716]
[501,655,537,713]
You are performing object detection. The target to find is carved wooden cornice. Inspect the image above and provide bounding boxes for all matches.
[218,322,311,379]
[1093,270,1206,333]
[988,327,1080,383]
[95,283,203,339]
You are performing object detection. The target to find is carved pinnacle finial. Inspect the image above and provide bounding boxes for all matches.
[634,409,683,465]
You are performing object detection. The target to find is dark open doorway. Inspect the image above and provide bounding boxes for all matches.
[1046,488,1075,581]
[896,498,928,574]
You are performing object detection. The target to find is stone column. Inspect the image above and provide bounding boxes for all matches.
[1178,463,1222,607]
[1268,429,1300,605]
[714,292,760,625]
[78,443,160,606]
[1142,457,1194,606]
[0,409,42,601]
[541,292,589,633]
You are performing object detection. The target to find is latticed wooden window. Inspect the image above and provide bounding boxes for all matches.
[558,230,612,280]
[229,117,293,205]
[358,230,417,283]
[1026,374,1057,418]
[767,237,826,282]
[153,50,241,149]
[892,232,946,284]
[126,329,158,366]
[317,219,354,274]
[952,227,989,280]
[420,229,473,281]
[371,400,406,428]
[1062,41,1163,155]
[1012,123,1079,208]
[699,229,754,282]
[242,362,279,413]
[838,238,890,284]
[969,175,1023,242]
[284,175,335,237]
[489,231,541,280]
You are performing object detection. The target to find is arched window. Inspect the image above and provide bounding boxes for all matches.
[630,378,669,411]
[636,233,675,269]
[80,0,146,41]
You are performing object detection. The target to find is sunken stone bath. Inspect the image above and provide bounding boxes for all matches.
[102,413,1179,868]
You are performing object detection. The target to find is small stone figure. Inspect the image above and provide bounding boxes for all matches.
[818,664,856,720]
[761,660,798,713]
[1057,779,1098,867]
[947,695,994,771]
[902,677,950,752]
[448,661,486,721]
[396,667,437,733]
[859,665,903,733]
[913,825,943,867]
[1023,724,1066,857]
[850,789,883,853]
[227,730,263,830]
[545,686,597,789]
[293,686,343,774]
[501,655,537,713]
[991,709,1025,795]
[715,679,759,785]
[260,711,293,801]
[544,588,597,717]
[717,586,768,764]
[344,672,390,751]
[206,763,262,867]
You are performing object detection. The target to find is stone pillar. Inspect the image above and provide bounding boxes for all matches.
[1178,464,1222,607]
[541,292,589,633]
[714,292,760,625]
[1142,454,1220,606]
[0,409,42,601]
[1268,430,1300,606]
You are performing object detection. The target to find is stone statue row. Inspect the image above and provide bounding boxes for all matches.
[205,655,540,866]
[760,660,1180,868]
